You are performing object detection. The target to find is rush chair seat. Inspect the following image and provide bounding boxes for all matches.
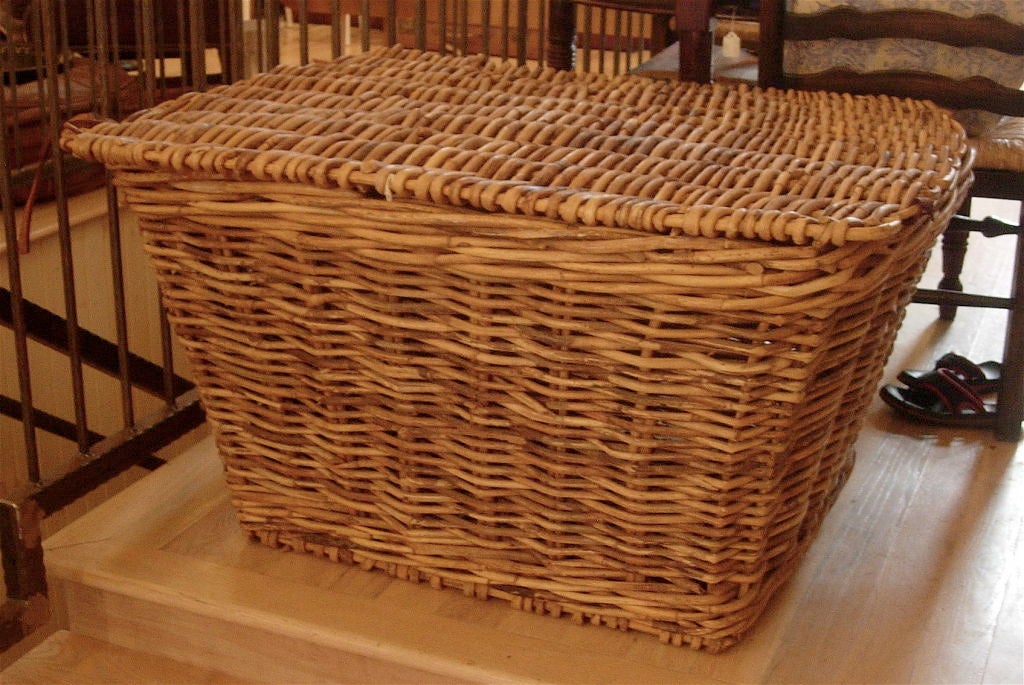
[757,1,1024,441]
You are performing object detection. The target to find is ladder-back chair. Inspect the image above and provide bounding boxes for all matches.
[758,0,1024,440]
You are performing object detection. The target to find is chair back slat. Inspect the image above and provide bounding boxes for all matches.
[786,9,1024,54]
[757,2,1024,120]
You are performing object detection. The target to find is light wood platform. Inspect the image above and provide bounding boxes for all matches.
[9,201,1024,684]
[29,342,1024,679]
[0,631,245,685]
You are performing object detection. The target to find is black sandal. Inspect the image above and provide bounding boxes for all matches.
[880,367,997,428]
[897,352,1001,395]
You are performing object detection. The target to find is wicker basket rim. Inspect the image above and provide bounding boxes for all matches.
[59,46,970,248]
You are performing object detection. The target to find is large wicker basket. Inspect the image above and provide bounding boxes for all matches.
[62,47,971,652]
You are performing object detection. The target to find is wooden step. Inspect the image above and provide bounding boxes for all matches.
[38,415,1024,685]
[37,227,1024,685]
[42,443,497,685]
[0,631,245,684]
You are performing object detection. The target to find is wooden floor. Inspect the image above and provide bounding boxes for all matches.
[0,631,245,685]
[12,198,1021,684]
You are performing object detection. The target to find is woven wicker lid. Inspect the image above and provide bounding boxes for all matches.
[60,46,970,247]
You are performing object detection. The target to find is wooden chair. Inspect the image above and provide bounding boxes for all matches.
[546,1,715,82]
[757,1,1024,440]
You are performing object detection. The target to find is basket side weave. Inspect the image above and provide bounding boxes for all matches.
[115,163,966,651]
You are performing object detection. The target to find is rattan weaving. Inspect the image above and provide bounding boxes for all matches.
[61,46,972,652]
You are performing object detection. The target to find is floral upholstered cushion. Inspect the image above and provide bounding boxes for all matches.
[785,1,1024,135]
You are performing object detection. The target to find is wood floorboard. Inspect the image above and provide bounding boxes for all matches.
[0,631,247,684]
[40,408,1022,684]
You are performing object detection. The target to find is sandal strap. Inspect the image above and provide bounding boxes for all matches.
[917,368,988,415]
[933,352,989,385]
[899,352,1000,391]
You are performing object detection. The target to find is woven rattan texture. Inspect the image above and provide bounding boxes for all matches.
[972,115,1024,172]
[64,47,967,247]
[62,47,971,652]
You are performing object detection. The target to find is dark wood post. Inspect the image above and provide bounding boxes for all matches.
[675,0,712,83]
[546,0,577,71]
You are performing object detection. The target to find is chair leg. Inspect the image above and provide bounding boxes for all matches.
[937,228,968,321]
[546,0,577,72]
[995,204,1024,442]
